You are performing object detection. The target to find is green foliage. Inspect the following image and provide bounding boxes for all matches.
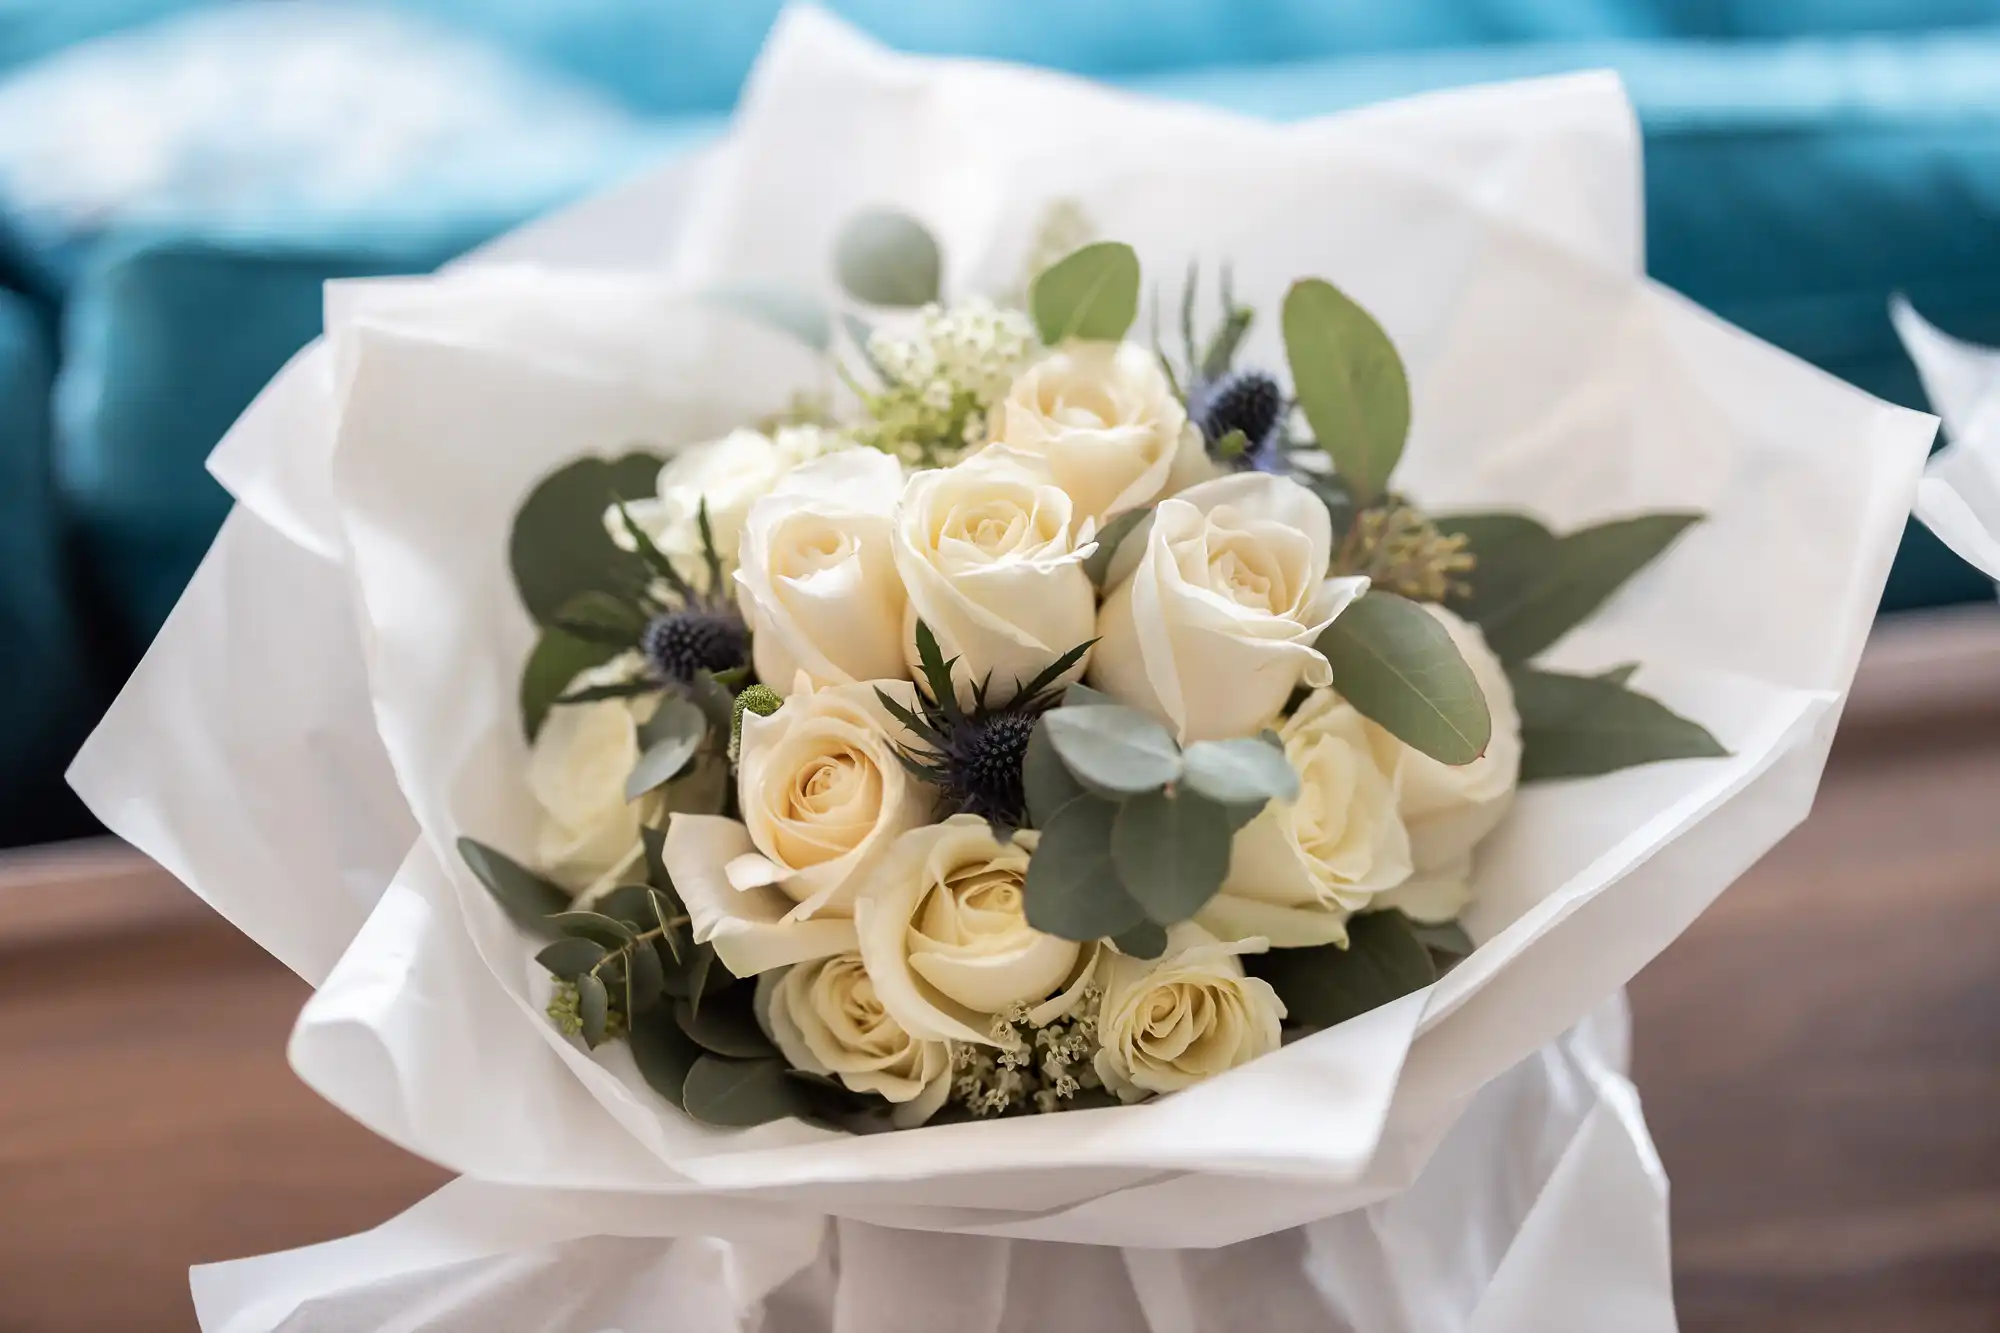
[1110,788,1235,925]
[1282,278,1410,506]
[674,988,777,1060]
[835,209,943,308]
[509,452,662,626]
[1318,592,1492,766]
[1246,910,1438,1032]
[1022,722,1086,827]
[681,1055,816,1127]
[1438,511,1700,663]
[1110,921,1169,959]
[1510,666,1728,781]
[628,1008,702,1107]
[1409,919,1475,959]
[1042,704,1181,795]
[519,628,621,741]
[1022,795,1150,940]
[1030,242,1141,344]
[1081,505,1151,589]
[625,694,709,801]
[1180,737,1300,807]
[458,837,569,934]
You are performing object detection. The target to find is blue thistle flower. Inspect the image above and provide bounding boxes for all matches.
[1191,369,1286,473]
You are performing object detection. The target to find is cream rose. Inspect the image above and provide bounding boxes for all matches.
[527,655,660,897]
[1093,923,1285,1101]
[893,449,1098,703]
[1366,605,1521,923]
[730,678,930,921]
[990,340,1193,522]
[1089,472,1368,743]
[757,954,952,1127]
[1201,689,1414,947]
[855,816,1086,1044]
[735,449,908,692]
[606,424,850,587]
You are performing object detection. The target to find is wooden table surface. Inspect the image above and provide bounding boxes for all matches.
[3,656,1998,1330]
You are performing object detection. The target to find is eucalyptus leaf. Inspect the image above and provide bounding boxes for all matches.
[626,695,709,800]
[1181,736,1299,806]
[1022,721,1086,828]
[681,1055,813,1127]
[1022,796,1150,942]
[1281,278,1409,505]
[575,972,609,1047]
[1060,682,1116,709]
[628,1009,701,1107]
[1030,242,1140,345]
[648,886,685,963]
[834,209,942,308]
[1043,705,1182,794]
[594,883,656,928]
[1110,789,1234,925]
[1081,506,1152,589]
[1438,511,1700,663]
[1246,910,1436,1032]
[675,990,776,1060]
[520,628,620,740]
[551,589,646,645]
[699,281,831,351]
[626,938,666,1015]
[510,452,662,626]
[1111,920,1169,959]
[641,825,672,893]
[550,911,635,949]
[1511,667,1728,781]
[457,837,568,933]
[534,937,607,979]
[1318,592,1491,766]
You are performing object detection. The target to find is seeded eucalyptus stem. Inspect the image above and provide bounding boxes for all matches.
[589,918,689,978]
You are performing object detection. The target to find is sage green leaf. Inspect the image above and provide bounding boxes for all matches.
[675,991,776,1060]
[1199,304,1254,383]
[510,452,663,626]
[457,837,568,933]
[593,883,654,928]
[1023,796,1150,942]
[535,937,606,978]
[668,943,723,1010]
[1181,736,1299,806]
[641,825,672,892]
[1282,278,1409,505]
[551,589,647,646]
[1022,721,1086,828]
[1030,241,1140,345]
[520,627,620,740]
[699,281,831,351]
[1318,592,1491,765]
[1511,667,1727,781]
[686,671,738,738]
[626,695,709,801]
[1438,511,1700,663]
[1060,682,1115,708]
[1043,705,1181,794]
[550,911,635,949]
[1111,920,1169,959]
[1409,918,1475,958]
[626,938,666,1015]
[681,1055,813,1127]
[1246,910,1436,1031]
[834,208,942,308]
[628,1009,701,1106]
[1081,505,1152,589]
[1110,789,1234,925]
[576,972,609,1047]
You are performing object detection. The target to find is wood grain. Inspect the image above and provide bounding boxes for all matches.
[3,617,1998,1330]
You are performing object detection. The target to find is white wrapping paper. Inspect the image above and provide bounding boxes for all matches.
[1892,296,2000,581]
[70,9,1936,1328]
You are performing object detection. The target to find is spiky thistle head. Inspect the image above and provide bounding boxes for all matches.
[1190,369,1286,472]
[605,496,752,685]
[876,623,1093,829]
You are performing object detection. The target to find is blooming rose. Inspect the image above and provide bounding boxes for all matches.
[527,655,660,897]
[893,449,1097,702]
[606,424,850,587]
[1093,923,1285,1101]
[1201,689,1414,947]
[855,816,1085,1044]
[990,341,1194,523]
[1089,472,1367,742]
[1366,605,1521,923]
[757,954,952,1127]
[735,449,908,692]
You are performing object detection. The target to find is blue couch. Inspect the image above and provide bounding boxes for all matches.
[4,0,1996,845]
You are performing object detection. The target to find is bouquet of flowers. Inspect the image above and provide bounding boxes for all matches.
[70,11,1936,1330]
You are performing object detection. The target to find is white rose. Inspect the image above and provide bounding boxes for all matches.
[528,655,659,897]
[607,424,850,586]
[1093,923,1285,1101]
[991,341,1193,523]
[735,449,908,692]
[732,678,931,921]
[1201,689,1413,947]
[855,816,1086,1045]
[893,449,1098,702]
[1366,605,1522,923]
[756,954,952,1127]
[1089,472,1368,743]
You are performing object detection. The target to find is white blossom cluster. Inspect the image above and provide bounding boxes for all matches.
[860,297,1038,462]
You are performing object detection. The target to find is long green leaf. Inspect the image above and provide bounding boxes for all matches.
[1030,242,1140,344]
[1245,910,1436,1031]
[834,209,942,308]
[1282,278,1409,505]
[457,837,568,932]
[1318,592,1491,765]
[1511,667,1727,781]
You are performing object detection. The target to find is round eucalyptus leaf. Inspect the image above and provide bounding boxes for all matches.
[1246,910,1436,1032]
[1022,720,1085,828]
[626,695,710,801]
[1110,789,1234,925]
[681,1055,814,1127]
[675,989,776,1060]
[510,452,663,626]
[1181,736,1300,806]
[1110,920,1169,959]
[549,910,635,949]
[1030,241,1140,345]
[625,937,667,1015]
[628,1009,701,1107]
[834,209,942,307]
[1043,704,1181,795]
[534,937,607,979]
[520,628,620,741]
[1022,795,1148,942]
[576,972,610,1047]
